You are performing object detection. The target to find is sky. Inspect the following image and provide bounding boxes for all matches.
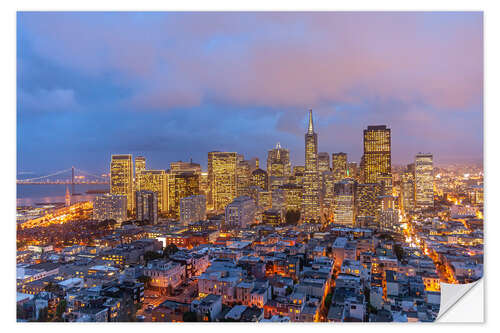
[17,12,483,175]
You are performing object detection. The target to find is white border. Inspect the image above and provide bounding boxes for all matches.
[2,1,497,332]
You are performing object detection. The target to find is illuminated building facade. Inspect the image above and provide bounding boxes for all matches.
[291,166,305,186]
[415,153,434,209]
[225,196,256,229]
[378,172,393,197]
[168,171,200,218]
[302,109,321,222]
[93,193,127,223]
[258,190,273,211]
[236,157,252,197]
[135,190,158,224]
[267,143,291,192]
[134,156,146,189]
[251,168,268,191]
[378,195,398,230]
[200,172,209,196]
[322,171,335,221]
[262,209,282,226]
[267,143,291,179]
[279,183,303,213]
[110,154,134,212]
[207,151,238,211]
[355,183,382,225]
[318,152,331,174]
[333,179,356,226]
[400,164,416,215]
[139,170,168,214]
[332,152,348,182]
[362,125,391,184]
[347,162,358,181]
[180,194,207,226]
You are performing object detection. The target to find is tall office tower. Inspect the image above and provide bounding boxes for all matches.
[179,194,207,226]
[377,196,399,230]
[134,156,146,188]
[415,153,434,209]
[207,151,237,211]
[279,183,303,214]
[135,190,158,224]
[333,179,356,226]
[400,164,416,215]
[139,170,168,214]
[236,158,252,197]
[318,152,331,174]
[267,143,291,192]
[93,193,127,223]
[167,171,200,218]
[199,172,208,196]
[332,152,348,182]
[251,168,268,191]
[267,142,292,178]
[362,125,391,184]
[347,162,358,180]
[322,171,335,221]
[355,183,382,227]
[225,196,256,229]
[378,172,393,196]
[110,154,134,212]
[302,109,321,222]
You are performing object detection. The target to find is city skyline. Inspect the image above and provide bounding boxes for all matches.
[17,12,483,174]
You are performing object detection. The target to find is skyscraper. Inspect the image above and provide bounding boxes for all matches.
[208,151,238,211]
[355,183,382,227]
[400,164,416,215]
[318,152,331,174]
[332,152,348,182]
[167,171,200,218]
[279,183,303,213]
[322,171,335,221]
[267,143,291,178]
[134,156,146,186]
[225,196,256,229]
[251,168,268,191]
[302,109,321,222]
[333,179,356,226]
[139,170,168,214]
[180,194,207,226]
[267,143,291,191]
[93,193,127,223]
[236,157,252,197]
[362,125,391,184]
[415,153,434,209]
[110,154,134,212]
[136,190,158,224]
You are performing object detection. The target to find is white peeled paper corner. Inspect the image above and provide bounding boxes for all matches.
[436,279,484,322]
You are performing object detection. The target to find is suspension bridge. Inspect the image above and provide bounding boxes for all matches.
[17,167,109,190]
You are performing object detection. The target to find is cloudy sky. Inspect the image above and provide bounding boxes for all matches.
[17,12,483,174]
